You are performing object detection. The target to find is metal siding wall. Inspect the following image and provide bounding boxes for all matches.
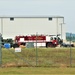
[2,18,56,39]
[0,17,65,40]
[58,18,66,40]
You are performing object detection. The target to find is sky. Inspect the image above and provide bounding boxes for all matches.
[0,0,75,33]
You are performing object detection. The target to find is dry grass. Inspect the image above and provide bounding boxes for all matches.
[2,47,75,67]
[1,48,75,74]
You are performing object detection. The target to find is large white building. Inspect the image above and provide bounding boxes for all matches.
[0,16,66,40]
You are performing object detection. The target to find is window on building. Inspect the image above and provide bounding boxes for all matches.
[48,17,52,21]
[10,17,14,21]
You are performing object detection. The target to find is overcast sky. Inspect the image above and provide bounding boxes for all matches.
[0,0,75,33]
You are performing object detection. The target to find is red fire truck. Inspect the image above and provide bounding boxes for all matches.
[14,35,59,48]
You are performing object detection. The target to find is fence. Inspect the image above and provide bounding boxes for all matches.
[0,33,75,67]
[0,47,75,67]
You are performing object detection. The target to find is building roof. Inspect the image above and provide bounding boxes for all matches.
[0,15,64,18]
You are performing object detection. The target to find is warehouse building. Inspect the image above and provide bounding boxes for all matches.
[0,16,66,40]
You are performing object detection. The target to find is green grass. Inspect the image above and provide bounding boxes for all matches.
[0,67,75,74]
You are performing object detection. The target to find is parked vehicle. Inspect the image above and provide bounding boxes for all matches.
[14,35,62,48]
[1,35,63,48]
[61,43,74,47]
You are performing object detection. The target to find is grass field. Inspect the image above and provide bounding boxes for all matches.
[0,67,75,74]
[0,47,75,74]
[2,47,75,67]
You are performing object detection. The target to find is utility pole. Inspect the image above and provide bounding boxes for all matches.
[60,23,62,39]
[70,33,72,67]
[0,33,2,67]
[36,32,38,66]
